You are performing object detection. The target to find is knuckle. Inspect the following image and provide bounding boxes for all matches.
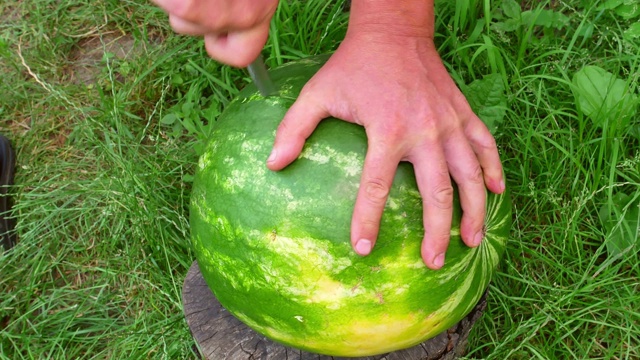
[474,132,498,151]
[298,79,322,99]
[275,119,311,153]
[235,1,274,28]
[430,232,451,246]
[274,121,293,144]
[364,178,391,205]
[468,165,484,185]
[425,103,458,130]
[381,124,409,144]
[430,184,454,210]
[276,119,291,135]
[276,119,302,142]
[422,232,451,253]
[234,11,259,28]
[212,11,234,31]
[359,218,380,232]
[172,0,197,19]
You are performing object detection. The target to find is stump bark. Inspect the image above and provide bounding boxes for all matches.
[183,261,486,360]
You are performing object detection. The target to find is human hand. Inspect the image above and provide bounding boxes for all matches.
[151,0,278,67]
[266,25,505,270]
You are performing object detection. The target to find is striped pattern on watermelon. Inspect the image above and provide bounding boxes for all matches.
[190,55,511,357]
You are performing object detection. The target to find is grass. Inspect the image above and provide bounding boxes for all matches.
[1,0,638,359]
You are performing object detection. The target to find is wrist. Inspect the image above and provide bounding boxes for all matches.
[347,0,435,40]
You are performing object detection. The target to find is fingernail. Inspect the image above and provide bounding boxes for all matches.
[433,253,445,268]
[473,231,484,247]
[267,149,277,163]
[355,239,372,256]
[499,180,505,192]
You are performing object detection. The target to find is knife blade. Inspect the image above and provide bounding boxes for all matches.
[247,54,276,97]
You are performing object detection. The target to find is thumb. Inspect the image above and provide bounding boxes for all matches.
[267,94,329,171]
[203,22,270,67]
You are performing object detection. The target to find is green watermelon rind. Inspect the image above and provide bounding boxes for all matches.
[190,55,511,357]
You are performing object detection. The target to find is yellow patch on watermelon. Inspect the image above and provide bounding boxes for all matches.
[240,304,455,357]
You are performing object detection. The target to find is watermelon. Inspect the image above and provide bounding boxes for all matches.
[190,55,512,357]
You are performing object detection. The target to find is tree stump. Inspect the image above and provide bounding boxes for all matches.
[183,261,487,360]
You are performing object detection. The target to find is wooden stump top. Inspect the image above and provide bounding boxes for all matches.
[182,261,486,360]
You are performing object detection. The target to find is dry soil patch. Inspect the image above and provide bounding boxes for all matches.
[69,33,141,85]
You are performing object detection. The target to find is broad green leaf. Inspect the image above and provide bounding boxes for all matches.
[181,116,199,134]
[492,18,522,32]
[624,22,640,40]
[462,74,507,133]
[571,65,638,128]
[102,52,115,61]
[521,9,569,29]
[501,0,521,19]
[598,0,640,19]
[629,124,640,141]
[599,192,640,258]
[203,105,221,122]
[181,101,194,117]
[615,3,640,19]
[170,74,184,86]
[182,174,194,183]
[597,0,625,10]
[171,122,182,137]
[160,113,178,125]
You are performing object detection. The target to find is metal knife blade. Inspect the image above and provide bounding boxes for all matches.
[247,54,276,97]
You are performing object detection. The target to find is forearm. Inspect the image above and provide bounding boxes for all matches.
[347,0,435,39]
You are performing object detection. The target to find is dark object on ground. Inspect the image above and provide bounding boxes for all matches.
[0,134,16,250]
[183,261,487,360]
